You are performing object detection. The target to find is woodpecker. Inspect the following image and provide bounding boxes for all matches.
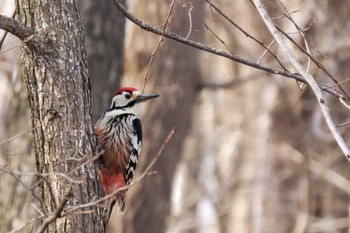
[95,87,159,226]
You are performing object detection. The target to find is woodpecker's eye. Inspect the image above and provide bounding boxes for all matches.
[125,93,131,99]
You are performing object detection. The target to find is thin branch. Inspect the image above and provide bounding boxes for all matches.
[0,28,9,50]
[35,188,73,233]
[337,120,350,128]
[135,127,176,181]
[112,0,345,100]
[276,1,311,90]
[329,77,350,88]
[0,166,45,211]
[142,0,176,93]
[0,166,84,185]
[204,0,288,71]
[0,40,24,54]
[64,127,176,214]
[198,73,260,90]
[198,15,234,54]
[253,0,350,162]
[277,0,311,73]
[287,144,350,193]
[0,127,36,145]
[272,9,300,20]
[8,216,44,233]
[0,9,16,50]
[339,97,350,114]
[184,3,194,39]
[275,24,350,101]
[258,39,276,64]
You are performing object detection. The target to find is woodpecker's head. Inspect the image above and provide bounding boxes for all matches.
[110,87,159,110]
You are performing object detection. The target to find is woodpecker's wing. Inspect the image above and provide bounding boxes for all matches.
[123,117,142,185]
[117,117,142,213]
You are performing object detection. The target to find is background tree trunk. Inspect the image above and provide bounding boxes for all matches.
[15,0,103,231]
[79,0,125,121]
[120,1,204,232]
[79,1,126,232]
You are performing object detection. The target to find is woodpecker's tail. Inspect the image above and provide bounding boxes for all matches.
[102,200,115,228]
[102,197,126,228]
[118,197,126,213]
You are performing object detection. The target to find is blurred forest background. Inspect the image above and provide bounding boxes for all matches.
[1,0,350,232]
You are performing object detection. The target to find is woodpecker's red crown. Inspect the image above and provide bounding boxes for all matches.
[114,87,138,96]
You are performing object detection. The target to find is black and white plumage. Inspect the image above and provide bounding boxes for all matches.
[95,87,159,227]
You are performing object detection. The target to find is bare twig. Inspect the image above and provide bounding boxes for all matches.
[0,127,36,145]
[8,216,44,233]
[277,0,311,75]
[0,9,16,50]
[204,0,288,71]
[198,15,233,54]
[272,9,300,20]
[0,166,46,211]
[64,128,176,214]
[0,166,84,185]
[287,143,350,193]
[276,1,311,91]
[258,39,276,64]
[0,40,24,54]
[142,0,176,93]
[336,120,350,128]
[134,127,176,182]
[339,95,350,111]
[329,77,350,88]
[198,73,260,90]
[35,188,73,233]
[253,0,350,161]
[276,26,350,101]
[112,0,345,100]
[184,3,194,39]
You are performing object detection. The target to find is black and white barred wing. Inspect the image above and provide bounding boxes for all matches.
[124,117,142,185]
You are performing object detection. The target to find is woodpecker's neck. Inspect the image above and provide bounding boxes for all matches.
[104,107,134,118]
[97,107,134,129]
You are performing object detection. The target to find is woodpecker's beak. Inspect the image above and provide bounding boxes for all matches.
[135,93,159,103]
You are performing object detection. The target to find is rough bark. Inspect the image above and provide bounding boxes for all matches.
[16,0,102,232]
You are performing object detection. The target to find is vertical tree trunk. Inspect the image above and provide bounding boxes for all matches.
[16,0,102,232]
[79,0,125,121]
[121,1,204,232]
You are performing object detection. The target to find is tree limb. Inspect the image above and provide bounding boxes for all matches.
[0,14,44,52]
[0,9,16,50]
[252,0,350,162]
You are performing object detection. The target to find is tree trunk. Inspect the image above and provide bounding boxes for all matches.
[16,0,102,232]
[121,1,204,232]
[79,0,125,121]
